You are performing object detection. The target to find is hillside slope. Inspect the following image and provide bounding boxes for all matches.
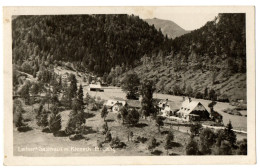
[12,15,172,76]
[124,14,246,102]
[145,18,190,39]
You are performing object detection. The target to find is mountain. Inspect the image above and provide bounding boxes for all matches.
[12,13,247,102]
[124,14,246,102]
[145,18,190,39]
[12,15,172,76]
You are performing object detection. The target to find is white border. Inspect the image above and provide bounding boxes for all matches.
[1,0,253,167]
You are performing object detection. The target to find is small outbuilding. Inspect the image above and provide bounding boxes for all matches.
[89,84,104,92]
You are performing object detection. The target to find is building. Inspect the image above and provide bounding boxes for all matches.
[126,100,142,110]
[210,111,223,123]
[177,98,210,121]
[89,84,104,92]
[158,99,177,117]
[105,100,126,113]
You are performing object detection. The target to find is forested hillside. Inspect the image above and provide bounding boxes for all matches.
[12,15,172,75]
[125,13,246,102]
[12,13,247,102]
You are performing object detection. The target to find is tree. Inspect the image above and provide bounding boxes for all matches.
[117,113,122,122]
[199,128,216,154]
[237,138,247,155]
[33,68,37,78]
[186,85,193,97]
[167,131,174,142]
[148,137,157,152]
[204,87,208,99]
[102,72,108,83]
[121,72,140,100]
[195,92,203,99]
[71,98,82,113]
[126,108,140,126]
[101,106,108,121]
[208,101,217,113]
[105,130,112,142]
[77,84,84,108]
[14,111,24,127]
[68,74,77,105]
[120,106,128,124]
[65,109,85,135]
[190,122,202,136]
[164,132,174,155]
[224,120,237,147]
[19,82,31,104]
[102,122,109,133]
[85,92,92,105]
[49,110,62,133]
[37,109,48,128]
[31,82,39,96]
[140,79,156,119]
[186,138,199,155]
[209,89,217,101]
[218,140,232,155]
[156,116,164,133]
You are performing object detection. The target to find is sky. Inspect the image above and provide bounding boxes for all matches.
[143,13,219,31]
[123,7,219,30]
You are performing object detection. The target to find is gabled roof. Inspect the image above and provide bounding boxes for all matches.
[177,99,207,115]
[89,84,101,88]
[126,100,141,108]
[105,99,126,107]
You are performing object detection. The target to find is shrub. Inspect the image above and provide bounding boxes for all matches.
[199,128,216,155]
[151,149,163,155]
[14,112,25,128]
[105,130,112,142]
[156,116,164,133]
[136,136,147,143]
[186,138,199,155]
[37,110,48,127]
[237,138,247,155]
[195,92,203,99]
[148,137,157,152]
[101,106,108,121]
[218,140,232,155]
[110,137,126,149]
[126,108,140,126]
[190,123,202,136]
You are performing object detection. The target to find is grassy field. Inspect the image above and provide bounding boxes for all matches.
[14,102,190,156]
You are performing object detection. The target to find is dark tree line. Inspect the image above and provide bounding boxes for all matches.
[12,14,171,76]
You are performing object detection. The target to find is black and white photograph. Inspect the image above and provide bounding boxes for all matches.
[3,6,256,165]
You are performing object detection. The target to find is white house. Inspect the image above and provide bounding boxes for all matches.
[158,99,177,117]
[105,100,126,113]
[177,98,210,121]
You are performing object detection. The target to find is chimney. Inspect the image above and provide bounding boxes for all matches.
[189,97,191,103]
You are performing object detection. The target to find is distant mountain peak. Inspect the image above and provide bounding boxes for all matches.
[145,18,190,39]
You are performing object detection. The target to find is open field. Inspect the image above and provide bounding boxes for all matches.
[14,103,190,156]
